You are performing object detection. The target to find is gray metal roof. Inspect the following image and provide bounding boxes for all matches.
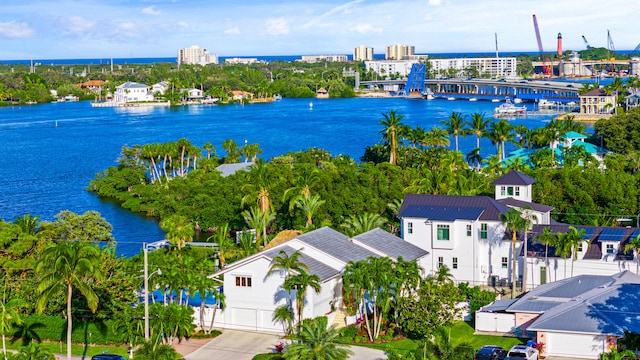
[479,299,518,312]
[498,197,554,213]
[352,228,428,261]
[297,226,379,263]
[263,245,340,281]
[490,170,537,186]
[215,162,254,177]
[399,194,509,221]
[117,81,149,89]
[398,205,484,221]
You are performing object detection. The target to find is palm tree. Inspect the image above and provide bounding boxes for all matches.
[624,233,640,274]
[208,223,230,269]
[268,249,310,279]
[273,304,295,335]
[284,316,353,360]
[466,148,483,171]
[12,342,55,360]
[488,119,514,161]
[1,289,25,360]
[500,208,525,298]
[35,241,104,360]
[14,214,40,236]
[192,273,220,332]
[294,194,325,228]
[221,139,241,163]
[423,126,450,148]
[341,213,386,236]
[160,214,195,250]
[135,338,182,360]
[283,270,321,330]
[423,326,474,360]
[440,111,467,151]
[535,227,557,275]
[466,112,490,152]
[565,226,587,277]
[283,167,320,212]
[379,110,405,165]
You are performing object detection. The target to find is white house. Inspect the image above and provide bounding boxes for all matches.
[476,271,640,359]
[152,81,169,96]
[201,227,428,333]
[180,88,204,101]
[113,82,153,103]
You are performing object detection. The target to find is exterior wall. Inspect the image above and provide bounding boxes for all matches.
[580,94,615,115]
[536,332,547,358]
[526,256,637,288]
[354,45,374,61]
[385,44,415,60]
[178,45,218,66]
[428,57,517,78]
[364,60,418,77]
[402,217,510,286]
[475,311,515,333]
[114,83,153,103]
[514,312,538,332]
[300,55,348,63]
[494,184,533,202]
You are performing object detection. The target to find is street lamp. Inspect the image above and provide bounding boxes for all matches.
[143,243,162,341]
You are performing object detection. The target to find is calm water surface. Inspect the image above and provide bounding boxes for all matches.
[0,98,576,256]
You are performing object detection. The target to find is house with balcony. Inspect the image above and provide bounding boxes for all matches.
[580,88,615,117]
[113,82,153,103]
[200,227,428,333]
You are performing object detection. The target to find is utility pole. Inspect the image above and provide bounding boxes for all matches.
[144,243,150,341]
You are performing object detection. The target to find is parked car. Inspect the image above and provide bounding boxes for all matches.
[506,345,538,360]
[91,355,127,360]
[475,345,507,360]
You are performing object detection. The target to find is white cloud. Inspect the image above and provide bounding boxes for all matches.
[0,21,34,38]
[351,23,383,34]
[64,16,96,34]
[224,26,240,34]
[142,6,162,16]
[428,0,443,5]
[265,18,289,36]
[177,21,189,28]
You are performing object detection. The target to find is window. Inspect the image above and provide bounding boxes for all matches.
[480,223,488,239]
[235,276,252,287]
[437,224,450,240]
[578,242,583,252]
[500,186,506,196]
[438,257,444,269]
[515,186,520,196]
[507,186,514,196]
[501,257,508,269]
[466,224,472,237]
[407,222,413,234]
[452,257,458,269]
[606,244,614,254]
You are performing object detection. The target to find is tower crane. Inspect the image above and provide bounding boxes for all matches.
[532,14,551,76]
[581,35,592,50]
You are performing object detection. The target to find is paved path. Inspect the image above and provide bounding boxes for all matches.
[184,329,387,360]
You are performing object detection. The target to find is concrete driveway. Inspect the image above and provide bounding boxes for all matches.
[184,329,386,360]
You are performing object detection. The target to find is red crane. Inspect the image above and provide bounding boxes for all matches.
[532,14,552,76]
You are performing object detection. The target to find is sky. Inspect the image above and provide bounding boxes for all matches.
[0,0,639,60]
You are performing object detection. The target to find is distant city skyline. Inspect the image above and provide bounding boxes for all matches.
[0,0,638,60]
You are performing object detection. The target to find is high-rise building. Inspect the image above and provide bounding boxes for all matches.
[353,45,374,61]
[177,45,218,66]
[385,44,415,60]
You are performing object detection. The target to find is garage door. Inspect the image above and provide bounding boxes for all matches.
[232,308,257,330]
[547,332,606,359]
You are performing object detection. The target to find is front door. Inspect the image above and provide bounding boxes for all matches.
[540,266,547,285]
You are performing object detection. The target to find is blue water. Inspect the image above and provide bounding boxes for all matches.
[0,98,582,257]
[3,50,636,65]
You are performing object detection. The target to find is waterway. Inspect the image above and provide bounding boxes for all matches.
[0,97,586,257]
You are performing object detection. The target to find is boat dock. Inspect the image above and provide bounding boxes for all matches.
[91,101,170,107]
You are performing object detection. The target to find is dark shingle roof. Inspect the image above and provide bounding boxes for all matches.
[491,170,537,186]
[399,194,509,221]
[352,228,428,261]
[263,245,340,281]
[398,205,484,221]
[297,226,379,263]
[581,88,607,97]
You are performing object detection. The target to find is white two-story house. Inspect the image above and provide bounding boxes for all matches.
[114,82,154,103]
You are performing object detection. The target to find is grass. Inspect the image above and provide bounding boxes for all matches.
[351,321,528,356]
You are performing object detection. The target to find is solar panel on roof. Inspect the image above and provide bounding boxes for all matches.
[598,228,626,242]
[575,227,594,240]
[630,229,640,241]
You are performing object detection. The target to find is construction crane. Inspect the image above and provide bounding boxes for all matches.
[532,14,551,76]
[582,35,592,50]
[607,30,615,52]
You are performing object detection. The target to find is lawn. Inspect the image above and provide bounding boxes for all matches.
[354,321,528,355]
[4,340,129,358]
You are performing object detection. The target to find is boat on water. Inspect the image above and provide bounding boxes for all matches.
[469,98,478,102]
[447,97,456,101]
[494,99,526,116]
[491,98,501,103]
[422,89,435,100]
[513,98,523,104]
[274,94,283,101]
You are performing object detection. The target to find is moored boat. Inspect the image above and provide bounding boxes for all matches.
[494,98,526,116]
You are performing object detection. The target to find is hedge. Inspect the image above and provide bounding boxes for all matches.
[13,315,127,345]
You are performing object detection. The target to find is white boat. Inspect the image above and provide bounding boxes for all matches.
[309,102,313,109]
[422,89,435,100]
[447,97,456,101]
[469,98,478,102]
[513,98,523,104]
[274,94,282,101]
[491,98,501,103]
[494,98,526,116]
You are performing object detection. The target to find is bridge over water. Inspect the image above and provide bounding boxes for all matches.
[361,78,582,103]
